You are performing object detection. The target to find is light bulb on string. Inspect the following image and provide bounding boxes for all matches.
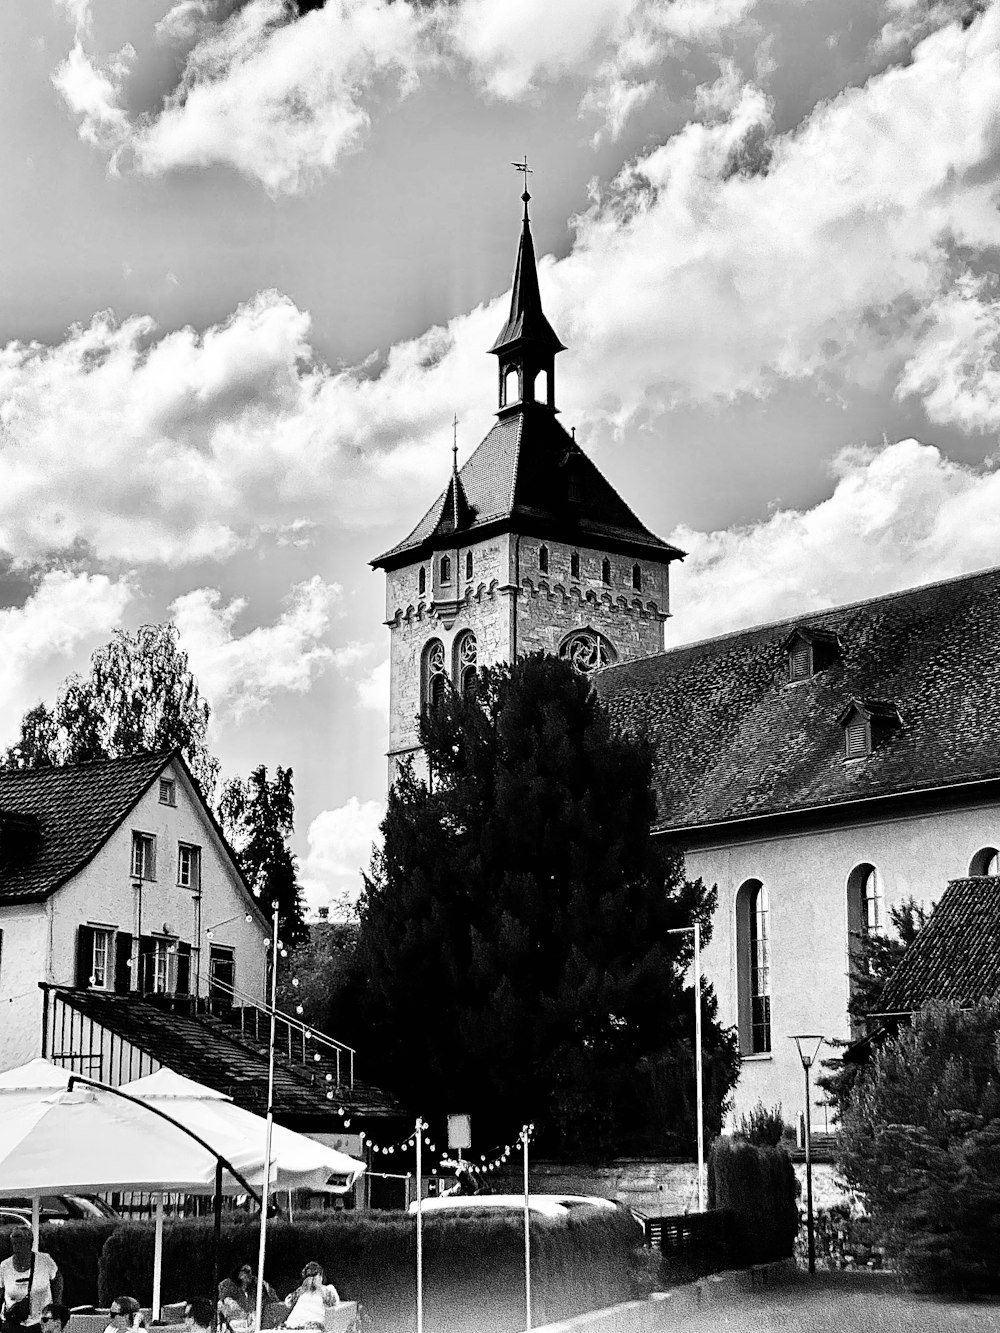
[291,977,299,988]
[296,1005,303,1015]
[325,1074,333,1082]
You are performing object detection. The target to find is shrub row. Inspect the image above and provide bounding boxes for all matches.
[99,1209,641,1333]
[707,1136,799,1266]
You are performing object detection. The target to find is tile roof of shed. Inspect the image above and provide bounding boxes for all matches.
[875,876,1000,1014]
[0,752,172,903]
[594,565,1000,834]
[55,988,406,1126]
[372,405,683,568]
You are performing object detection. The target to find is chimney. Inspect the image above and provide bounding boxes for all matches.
[317,906,330,921]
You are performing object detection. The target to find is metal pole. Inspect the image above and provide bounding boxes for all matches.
[804,1061,815,1274]
[523,1128,531,1332]
[254,908,280,1333]
[415,1120,423,1333]
[213,1160,223,1330]
[694,922,705,1213]
[152,1194,164,1320]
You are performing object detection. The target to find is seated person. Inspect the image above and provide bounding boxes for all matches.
[218,1268,278,1324]
[184,1300,215,1333]
[104,1297,145,1333]
[39,1307,70,1333]
[283,1264,340,1330]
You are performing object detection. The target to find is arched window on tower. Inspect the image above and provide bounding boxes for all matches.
[558,628,616,674]
[601,558,611,585]
[465,551,473,581]
[736,879,771,1054]
[848,863,884,938]
[632,563,642,592]
[454,631,478,696]
[503,366,519,406]
[538,545,549,574]
[421,639,447,715]
[440,555,452,585]
[533,368,548,403]
[570,551,580,580]
[418,566,426,596]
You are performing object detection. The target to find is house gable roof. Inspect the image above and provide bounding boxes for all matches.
[594,565,1000,835]
[875,876,1000,1015]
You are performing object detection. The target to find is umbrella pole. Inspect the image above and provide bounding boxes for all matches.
[213,1161,223,1330]
[255,907,279,1333]
[31,1198,39,1249]
[153,1194,164,1321]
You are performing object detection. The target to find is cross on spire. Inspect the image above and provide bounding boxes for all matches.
[512,155,532,218]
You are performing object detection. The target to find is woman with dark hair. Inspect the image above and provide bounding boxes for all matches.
[218,1267,278,1329]
[104,1296,145,1333]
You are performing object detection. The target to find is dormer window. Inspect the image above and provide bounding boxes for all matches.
[783,626,842,683]
[839,699,902,760]
[158,778,176,806]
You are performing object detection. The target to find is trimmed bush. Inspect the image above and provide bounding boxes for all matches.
[0,1222,120,1308]
[99,1208,640,1332]
[735,1101,785,1147]
[707,1136,798,1266]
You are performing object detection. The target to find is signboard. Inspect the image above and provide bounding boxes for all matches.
[447,1114,471,1150]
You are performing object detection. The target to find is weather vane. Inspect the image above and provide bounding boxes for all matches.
[512,155,532,216]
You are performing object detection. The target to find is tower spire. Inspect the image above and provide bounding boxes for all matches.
[490,159,565,416]
[451,412,459,532]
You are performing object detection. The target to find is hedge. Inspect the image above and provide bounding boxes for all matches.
[707,1137,798,1266]
[99,1210,640,1332]
[0,1222,120,1308]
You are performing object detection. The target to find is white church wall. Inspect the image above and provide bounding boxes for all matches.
[684,797,1000,1127]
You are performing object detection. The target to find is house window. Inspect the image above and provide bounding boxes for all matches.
[418,566,426,596]
[788,642,811,682]
[131,831,156,880]
[440,556,452,585]
[76,925,116,990]
[736,879,771,1054]
[558,628,617,674]
[970,847,1000,875]
[178,843,201,891]
[422,639,447,714]
[570,552,580,580]
[158,778,176,806]
[539,545,549,574]
[601,558,611,585]
[455,631,478,696]
[861,866,883,933]
[632,564,642,592]
[91,928,113,989]
[152,940,172,995]
[465,551,473,581]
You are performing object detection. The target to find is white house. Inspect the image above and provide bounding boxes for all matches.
[0,750,269,1074]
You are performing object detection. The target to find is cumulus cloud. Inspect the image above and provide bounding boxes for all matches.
[0,572,133,742]
[357,658,390,717]
[667,438,1000,645]
[299,796,385,914]
[51,42,132,149]
[170,575,346,720]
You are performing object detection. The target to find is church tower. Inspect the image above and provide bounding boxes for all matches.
[372,182,684,781]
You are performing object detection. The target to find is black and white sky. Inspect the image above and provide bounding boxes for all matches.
[2,0,999,910]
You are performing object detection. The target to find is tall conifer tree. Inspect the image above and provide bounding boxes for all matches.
[358,653,739,1156]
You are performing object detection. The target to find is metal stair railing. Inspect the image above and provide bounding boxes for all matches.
[203,977,355,1088]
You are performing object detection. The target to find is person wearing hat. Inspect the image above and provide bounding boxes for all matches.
[283,1264,340,1330]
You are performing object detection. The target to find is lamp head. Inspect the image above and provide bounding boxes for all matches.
[790,1034,825,1069]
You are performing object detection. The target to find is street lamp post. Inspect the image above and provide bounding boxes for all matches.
[790,1034,824,1274]
[665,924,704,1212]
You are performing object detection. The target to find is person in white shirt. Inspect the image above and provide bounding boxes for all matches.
[0,1229,62,1333]
[283,1264,339,1330]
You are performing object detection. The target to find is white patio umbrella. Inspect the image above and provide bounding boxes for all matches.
[120,1069,366,1193]
[0,1085,266,1318]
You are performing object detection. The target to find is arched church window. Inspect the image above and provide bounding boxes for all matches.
[736,879,771,1054]
[465,551,473,581]
[848,862,883,936]
[440,555,452,584]
[422,639,447,714]
[558,628,617,674]
[632,563,642,591]
[454,631,478,696]
[503,366,519,406]
[418,566,426,596]
[601,558,611,585]
[970,847,1000,875]
[570,552,580,580]
[538,545,549,574]
[533,368,548,402]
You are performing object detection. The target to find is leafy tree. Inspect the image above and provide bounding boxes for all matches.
[219,765,307,949]
[838,1000,1000,1294]
[277,920,359,1033]
[820,896,929,1116]
[356,652,740,1157]
[3,624,220,799]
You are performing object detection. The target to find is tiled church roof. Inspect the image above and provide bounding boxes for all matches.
[0,752,172,903]
[595,565,1000,834]
[874,876,1000,1015]
[372,406,683,568]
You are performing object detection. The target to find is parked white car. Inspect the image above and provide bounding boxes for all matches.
[408,1193,619,1219]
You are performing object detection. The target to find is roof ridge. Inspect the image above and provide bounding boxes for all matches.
[0,749,176,779]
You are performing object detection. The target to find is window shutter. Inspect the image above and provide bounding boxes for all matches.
[114,932,133,994]
[148,836,157,881]
[789,642,811,681]
[845,719,868,758]
[176,941,192,996]
[138,936,155,993]
[75,926,95,989]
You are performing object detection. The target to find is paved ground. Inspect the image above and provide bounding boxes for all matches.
[664,1271,1000,1332]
